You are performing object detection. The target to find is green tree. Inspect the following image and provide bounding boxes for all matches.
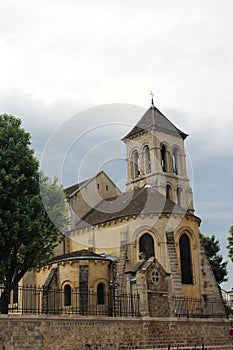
[202,234,228,284]
[0,114,67,314]
[227,226,233,262]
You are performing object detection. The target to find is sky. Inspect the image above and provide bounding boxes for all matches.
[0,0,233,289]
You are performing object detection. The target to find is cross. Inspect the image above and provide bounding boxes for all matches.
[150,91,155,106]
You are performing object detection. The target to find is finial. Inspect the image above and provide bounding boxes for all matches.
[150,91,155,107]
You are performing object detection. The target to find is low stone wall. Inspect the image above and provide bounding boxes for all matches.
[0,315,232,350]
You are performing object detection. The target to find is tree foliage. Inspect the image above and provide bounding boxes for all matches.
[202,234,228,285]
[227,226,233,262]
[0,114,67,313]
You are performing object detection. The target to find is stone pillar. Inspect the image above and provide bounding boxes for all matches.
[136,270,149,317]
[165,149,172,173]
[139,152,144,176]
[180,154,187,177]
[151,146,161,173]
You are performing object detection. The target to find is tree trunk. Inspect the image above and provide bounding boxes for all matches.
[0,286,10,314]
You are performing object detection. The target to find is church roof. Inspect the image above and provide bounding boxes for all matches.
[50,249,113,263]
[122,106,188,141]
[73,186,188,230]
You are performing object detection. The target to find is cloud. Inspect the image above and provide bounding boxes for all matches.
[39,103,145,185]
[0,89,85,159]
[0,0,233,288]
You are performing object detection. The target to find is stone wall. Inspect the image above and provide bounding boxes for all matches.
[0,315,232,350]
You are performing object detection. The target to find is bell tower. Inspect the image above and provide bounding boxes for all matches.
[122,98,194,213]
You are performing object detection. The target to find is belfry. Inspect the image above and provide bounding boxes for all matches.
[122,100,194,214]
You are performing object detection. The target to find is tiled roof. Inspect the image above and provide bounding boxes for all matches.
[122,106,188,140]
[74,186,187,230]
[50,249,110,263]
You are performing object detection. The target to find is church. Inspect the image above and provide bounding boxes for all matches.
[23,99,226,321]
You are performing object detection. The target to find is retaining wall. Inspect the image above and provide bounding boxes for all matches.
[0,315,232,350]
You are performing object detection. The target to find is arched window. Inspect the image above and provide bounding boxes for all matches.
[97,283,105,305]
[172,148,179,175]
[132,151,140,178]
[144,145,151,174]
[166,184,172,200]
[177,187,183,207]
[179,234,193,284]
[161,144,166,172]
[139,233,155,260]
[64,284,72,306]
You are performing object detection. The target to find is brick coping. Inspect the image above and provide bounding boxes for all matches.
[0,314,230,324]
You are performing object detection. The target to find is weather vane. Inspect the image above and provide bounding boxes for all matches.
[150,91,155,107]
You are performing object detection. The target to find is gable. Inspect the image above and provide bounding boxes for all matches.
[65,170,121,223]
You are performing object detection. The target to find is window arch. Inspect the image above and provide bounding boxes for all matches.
[132,150,140,178]
[143,145,151,174]
[161,144,166,172]
[166,184,172,200]
[179,233,193,284]
[97,283,105,305]
[64,284,72,306]
[172,148,179,175]
[139,233,155,260]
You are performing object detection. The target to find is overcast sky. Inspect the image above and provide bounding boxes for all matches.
[0,0,233,289]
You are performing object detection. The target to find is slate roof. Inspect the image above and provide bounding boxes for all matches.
[74,186,187,230]
[122,106,188,140]
[50,249,111,263]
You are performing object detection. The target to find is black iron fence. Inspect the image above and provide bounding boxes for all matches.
[0,285,228,318]
[0,285,140,317]
[171,295,227,318]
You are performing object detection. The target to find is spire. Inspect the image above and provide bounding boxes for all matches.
[150,91,156,126]
[122,99,188,141]
[150,91,155,108]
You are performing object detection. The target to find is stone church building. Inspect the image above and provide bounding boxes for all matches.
[23,101,226,323]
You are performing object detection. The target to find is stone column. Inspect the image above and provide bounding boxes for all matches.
[139,152,144,176]
[136,270,149,316]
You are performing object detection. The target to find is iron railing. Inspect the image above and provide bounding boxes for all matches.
[0,285,140,317]
[0,285,228,318]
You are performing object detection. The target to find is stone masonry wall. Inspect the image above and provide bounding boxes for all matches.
[0,315,232,350]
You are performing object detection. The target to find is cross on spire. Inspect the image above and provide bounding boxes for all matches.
[150,91,155,107]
